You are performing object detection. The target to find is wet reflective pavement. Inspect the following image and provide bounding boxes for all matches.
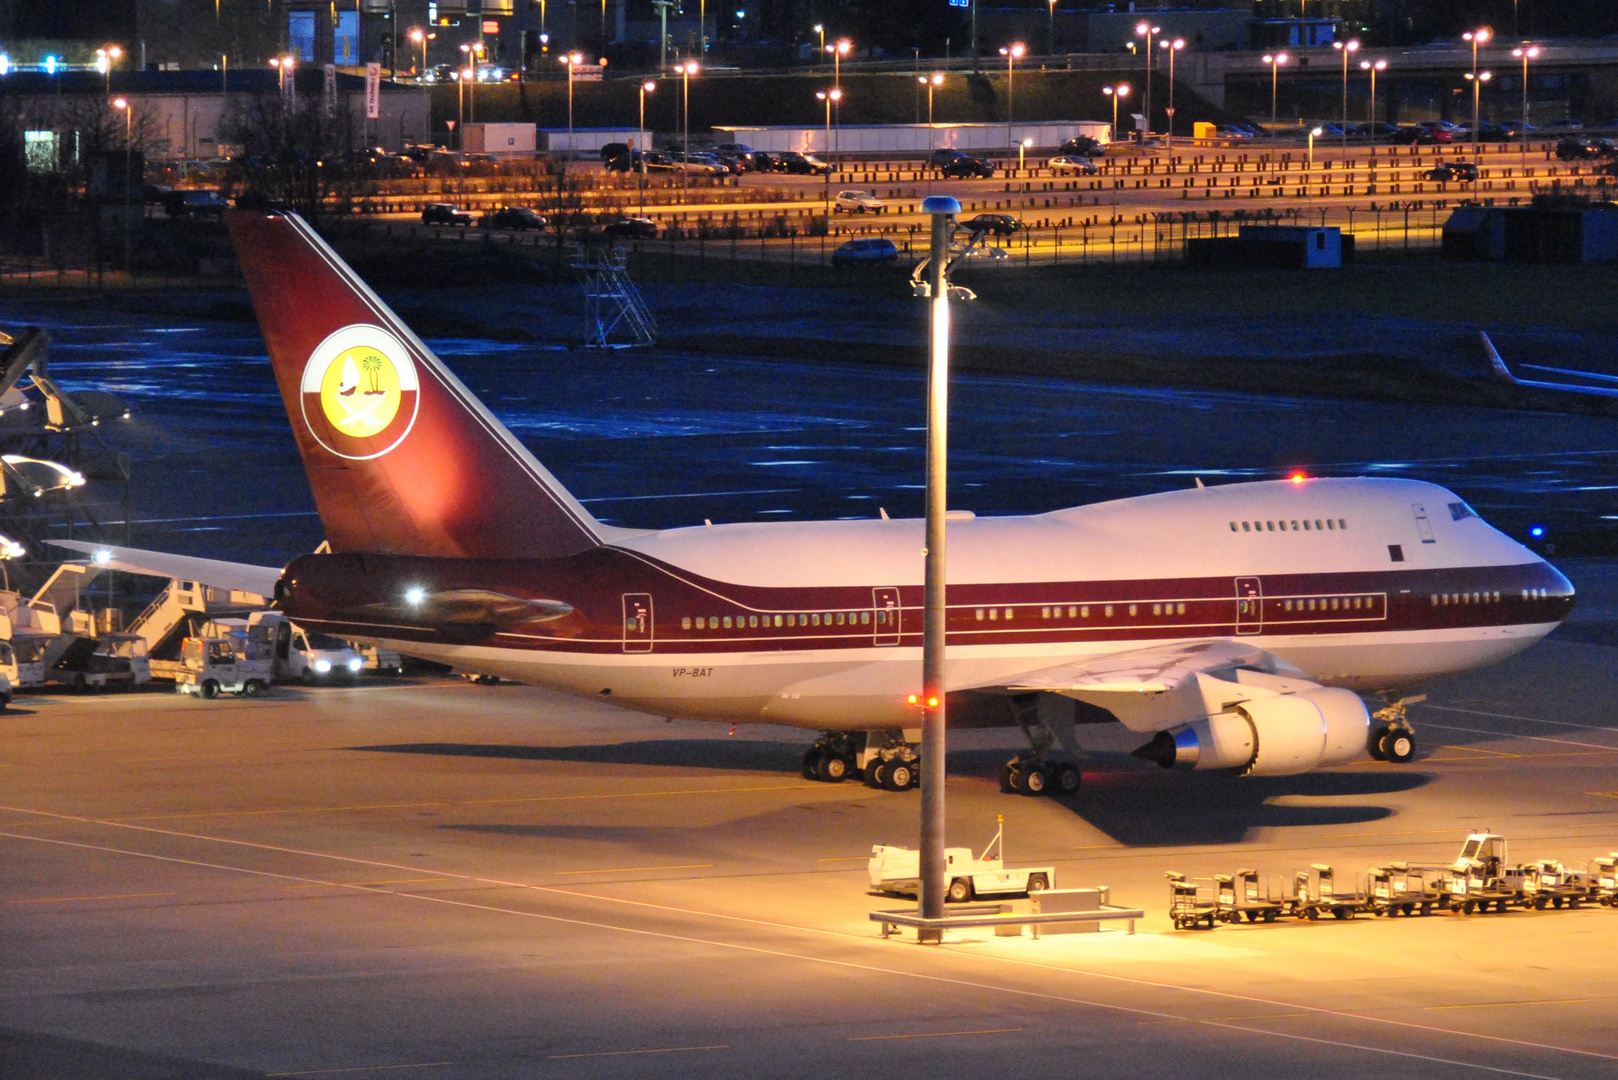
[1,300,1613,568]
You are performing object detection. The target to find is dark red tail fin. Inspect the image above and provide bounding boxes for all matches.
[227,211,605,559]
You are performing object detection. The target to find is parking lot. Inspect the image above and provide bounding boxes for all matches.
[4,559,1618,1079]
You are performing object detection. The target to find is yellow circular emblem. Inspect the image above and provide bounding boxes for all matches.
[319,344,403,439]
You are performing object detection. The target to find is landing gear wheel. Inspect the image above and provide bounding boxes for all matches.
[1367,725,1390,761]
[1000,763,1019,794]
[865,760,888,788]
[1380,727,1417,763]
[1019,764,1049,796]
[1053,762,1081,796]
[816,753,850,783]
[883,760,915,791]
[946,877,972,903]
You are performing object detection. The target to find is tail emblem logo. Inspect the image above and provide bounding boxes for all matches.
[300,325,420,460]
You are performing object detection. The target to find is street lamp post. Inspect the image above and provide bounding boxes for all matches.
[112,95,132,271]
[999,42,1025,153]
[817,86,841,213]
[638,78,656,212]
[409,27,426,77]
[1047,0,1057,56]
[1160,37,1184,148]
[1103,83,1130,144]
[563,51,584,165]
[1333,37,1359,156]
[915,192,960,940]
[679,59,699,201]
[1135,23,1159,137]
[1262,52,1288,127]
[1466,70,1492,174]
[1360,58,1386,181]
[1306,125,1321,171]
[1018,136,1032,176]
[920,73,943,154]
[825,38,851,86]
[814,23,824,59]
[1512,45,1538,162]
[96,45,122,96]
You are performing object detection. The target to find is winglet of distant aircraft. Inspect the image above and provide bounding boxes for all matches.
[1481,331,1618,399]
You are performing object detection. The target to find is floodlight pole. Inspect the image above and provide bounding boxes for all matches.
[917,193,959,942]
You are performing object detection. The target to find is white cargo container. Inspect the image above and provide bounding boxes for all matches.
[462,122,537,157]
[712,120,1112,156]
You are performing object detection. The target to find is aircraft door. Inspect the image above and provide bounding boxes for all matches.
[1235,577,1262,635]
[622,593,653,653]
[1411,504,1436,544]
[872,586,900,646]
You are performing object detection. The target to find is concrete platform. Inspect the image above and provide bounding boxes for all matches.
[3,596,1617,1078]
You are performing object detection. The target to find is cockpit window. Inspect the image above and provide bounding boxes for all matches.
[1449,501,1477,522]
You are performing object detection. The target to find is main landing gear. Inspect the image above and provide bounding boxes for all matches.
[1001,696,1083,798]
[1368,695,1422,764]
[800,731,920,791]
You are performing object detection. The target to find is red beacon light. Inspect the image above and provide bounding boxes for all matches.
[1289,471,1309,485]
[906,693,939,709]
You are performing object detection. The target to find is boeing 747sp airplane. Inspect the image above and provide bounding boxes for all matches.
[62,211,1575,797]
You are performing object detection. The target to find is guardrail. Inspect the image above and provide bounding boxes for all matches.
[871,902,1144,940]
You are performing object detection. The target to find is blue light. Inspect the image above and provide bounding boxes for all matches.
[1529,526,1546,538]
[43,55,58,75]
[0,55,10,77]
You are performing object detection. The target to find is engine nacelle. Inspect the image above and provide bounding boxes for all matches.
[1133,687,1371,776]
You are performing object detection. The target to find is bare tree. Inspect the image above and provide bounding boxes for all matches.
[221,88,369,221]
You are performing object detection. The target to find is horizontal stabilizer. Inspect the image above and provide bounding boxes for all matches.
[47,540,282,600]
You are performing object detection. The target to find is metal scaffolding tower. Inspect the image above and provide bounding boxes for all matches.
[569,245,657,349]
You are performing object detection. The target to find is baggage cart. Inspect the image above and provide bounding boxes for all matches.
[1214,869,1284,923]
[1290,864,1366,921]
[1523,859,1588,910]
[1166,872,1217,930]
[1368,862,1449,916]
[1590,855,1618,907]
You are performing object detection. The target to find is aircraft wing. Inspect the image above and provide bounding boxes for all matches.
[988,639,1272,694]
[47,540,283,600]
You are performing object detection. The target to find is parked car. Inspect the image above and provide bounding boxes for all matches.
[421,203,474,225]
[777,151,833,175]
[713,142,756,167]
[1059,135,1105,157]
[960,213,1020,237]
[834,189,885,213]
[670,152,728,175]
[928,147,967,167]
[751,151,782,172]
[1554,136,1615,160]
[939,155,994,178]
[600,216,660,239]
[166,189,230,219]
[598,142,631,163]
[1046,155,1098,174]
[485,206,547,230]
[1423,161,1479,183]
[637,150,679,172]
[830,237,898,266]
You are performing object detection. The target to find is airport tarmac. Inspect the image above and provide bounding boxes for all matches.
[4,565,1618,1078]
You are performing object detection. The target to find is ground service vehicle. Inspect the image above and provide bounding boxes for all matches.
[1447,832,1527,913]
[176,636,272,698]
[245,612,363,683]
[869,824,1052,902]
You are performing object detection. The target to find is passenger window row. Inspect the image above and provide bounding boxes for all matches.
[1282,595,1376,613]
[1230,518,1348,533]
[1429,591,1502,606]
[679,611,872,631]
[1521,588,1550,600]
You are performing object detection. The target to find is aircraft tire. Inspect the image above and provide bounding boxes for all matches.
[1053,762,1081,796]
[816,752,849,783]
[1367,725,1390,761]
[883,760,914,791]
[801,748,822,780]
[1020,765,1049,797]
[1381,728,1417,763]
[865,760,887,788]
[999,763,1018,794]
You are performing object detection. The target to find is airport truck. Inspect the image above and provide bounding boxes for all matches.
[869,821,1053,902]
[243,612,363,683]
[175,635,272,699]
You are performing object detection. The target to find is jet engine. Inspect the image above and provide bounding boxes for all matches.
[1133,687,1370,776]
